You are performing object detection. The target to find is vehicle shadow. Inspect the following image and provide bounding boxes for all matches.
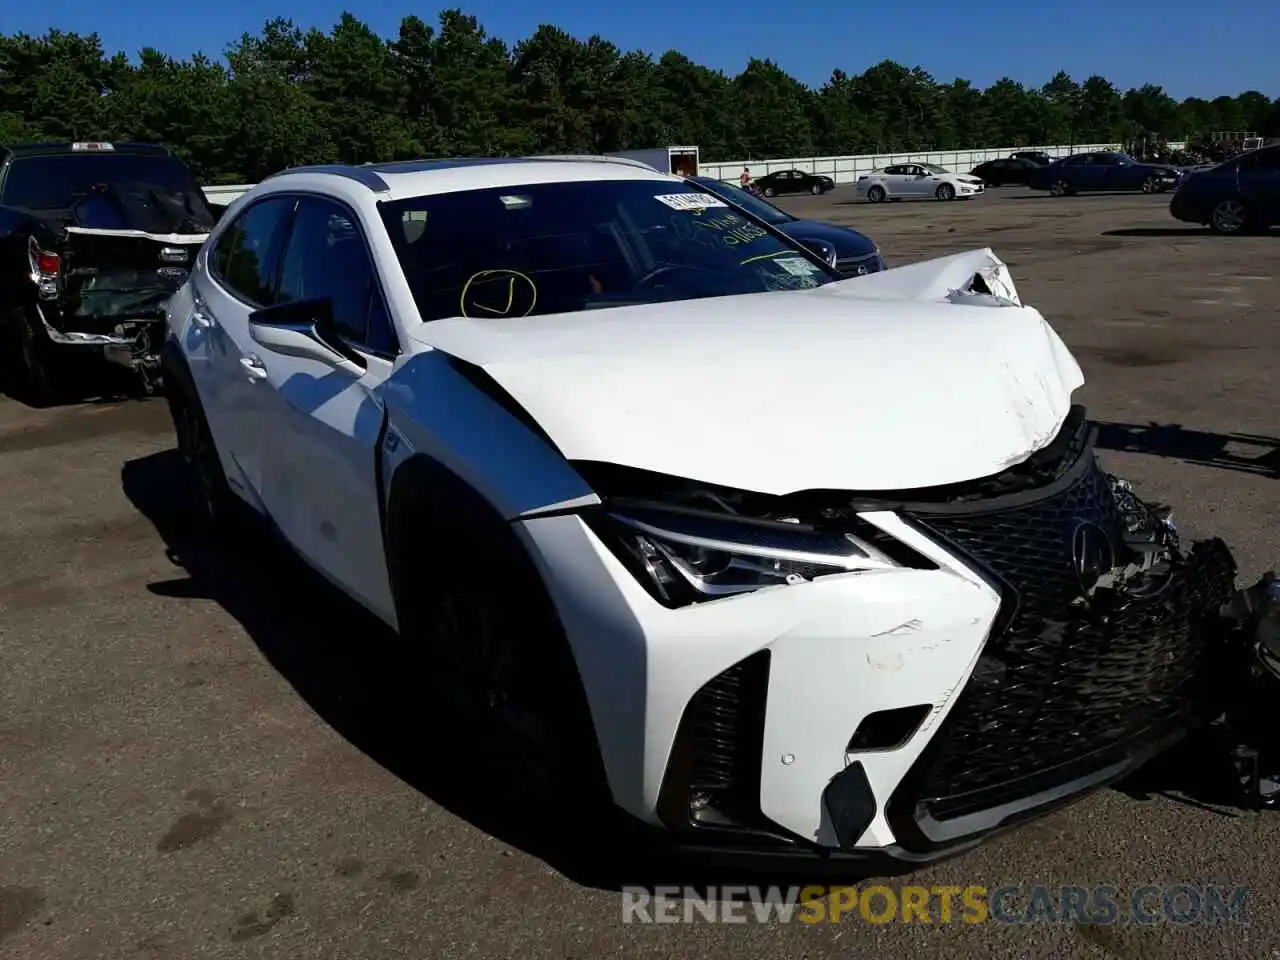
[1093,420,1278,479]
[1101,228,1210,237]
[0,357,147,409]
[121,449,890,891]
[1113,732,1259,816]
[1005,192,1157,201]
[120,447,645,889]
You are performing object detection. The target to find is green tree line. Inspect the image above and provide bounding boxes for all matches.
[2,10,1277,183]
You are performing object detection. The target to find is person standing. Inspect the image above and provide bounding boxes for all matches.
[740,166,752,188]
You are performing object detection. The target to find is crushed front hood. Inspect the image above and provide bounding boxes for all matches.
[409,249,1085,496]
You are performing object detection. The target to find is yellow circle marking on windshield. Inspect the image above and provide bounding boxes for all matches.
[739,250,790,265]
[459,269,537,319]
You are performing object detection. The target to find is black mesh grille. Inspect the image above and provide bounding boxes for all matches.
[687,652,769,803]
[658,650,772,837]
[906,455,1237,816]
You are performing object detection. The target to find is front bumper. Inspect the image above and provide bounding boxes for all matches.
[518,424,1241,865]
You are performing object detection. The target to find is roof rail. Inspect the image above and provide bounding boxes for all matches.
[524,153,666,172]
[264,163,389,191]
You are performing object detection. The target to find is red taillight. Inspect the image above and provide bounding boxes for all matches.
[36,251,60,275]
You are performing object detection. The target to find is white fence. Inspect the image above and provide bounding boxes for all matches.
[203,140,1189,199]
[204,183,256,205]
[698,141,1187,184]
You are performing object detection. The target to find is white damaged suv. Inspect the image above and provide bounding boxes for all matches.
[161,156,1243,871]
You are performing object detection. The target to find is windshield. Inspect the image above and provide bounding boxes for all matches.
[921,163,950,173]
[1,152,206,214]
[380,180,835,323]
[696,178,792,225]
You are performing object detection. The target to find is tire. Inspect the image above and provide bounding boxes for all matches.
[810,183,821,195]
[866,185,886,203]
[1209,198,1251,235]
[1142,177,1160,194]
[936,182,956,201]
[1049,179,1071,197]
[763,186,775,198]
[401,518,611,817]
[4,306,58,407]
[164,365,238,528]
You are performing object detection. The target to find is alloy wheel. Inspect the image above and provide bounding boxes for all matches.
[432,586,549,752]
[1211,199,1247,235]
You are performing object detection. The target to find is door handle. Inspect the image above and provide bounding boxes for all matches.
[240,355,268,380]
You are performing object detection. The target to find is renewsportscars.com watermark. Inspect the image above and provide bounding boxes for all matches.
[622,884,1249,925]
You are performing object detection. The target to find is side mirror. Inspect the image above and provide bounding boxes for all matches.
[248,297,366,375]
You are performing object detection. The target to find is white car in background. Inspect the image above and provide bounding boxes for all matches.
[160,154,1247,873]
[855,163,985,202]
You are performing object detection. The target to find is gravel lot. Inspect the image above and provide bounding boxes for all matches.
[2,185,1278,959]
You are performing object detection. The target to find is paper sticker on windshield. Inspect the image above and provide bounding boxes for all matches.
[654,193,728,211]
[774,257,819,276]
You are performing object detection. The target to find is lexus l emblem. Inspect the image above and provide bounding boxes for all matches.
[1071,521,1115,597]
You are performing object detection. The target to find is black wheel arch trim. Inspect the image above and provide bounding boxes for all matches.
[382,451,539,618]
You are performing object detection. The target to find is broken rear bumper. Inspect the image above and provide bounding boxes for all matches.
[28,302,164,371]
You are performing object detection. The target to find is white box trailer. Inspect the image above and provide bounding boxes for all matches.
[606,146,699,177]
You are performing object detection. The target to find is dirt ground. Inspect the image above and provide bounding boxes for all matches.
[2,186,1278,959]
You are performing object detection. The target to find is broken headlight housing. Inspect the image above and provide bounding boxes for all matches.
[584,501,909,608]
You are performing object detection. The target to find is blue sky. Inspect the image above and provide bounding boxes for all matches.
[11,0,1279,100]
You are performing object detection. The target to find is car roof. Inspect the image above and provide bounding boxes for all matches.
[264,155,680,202]
[1,141,171,158]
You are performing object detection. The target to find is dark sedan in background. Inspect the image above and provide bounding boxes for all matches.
[971,157,1039,186]
[1029,151,1182,196]
[692,176,883,276]
[1170,145,1280,234]
[752,168,835,197]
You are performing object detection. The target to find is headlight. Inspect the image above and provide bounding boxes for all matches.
[584,502,910,607]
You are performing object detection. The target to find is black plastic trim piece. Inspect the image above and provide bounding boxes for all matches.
[656,651,800,846]
[822,762,877,849]
[265,163,390,192]
[847,705,932,753]
[885,717,1189,854]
